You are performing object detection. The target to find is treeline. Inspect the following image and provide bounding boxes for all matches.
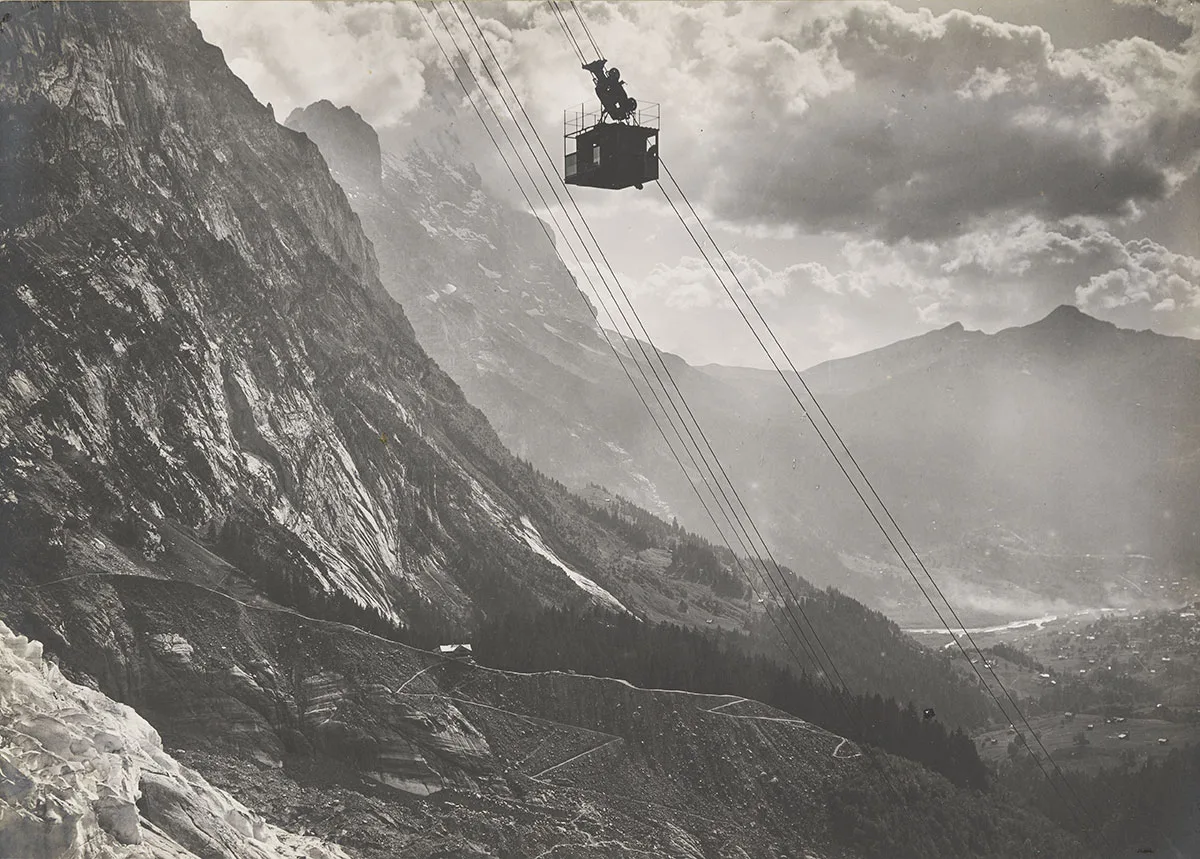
[985,642,1044,673]
[745,590,993,728]
[582,502,656,551]
[473,605,989,791]
[666,539,746,597]
[999,741,1200,857]
[578,484,676,551]
[829,764,1086,859]
[576,485,786,600]
[215,504,464,647]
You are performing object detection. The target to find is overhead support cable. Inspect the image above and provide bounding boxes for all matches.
[653,159,1100,840]
[569,0,603,60]
[416,0,822,684]
[421,0,864,710]
[555,0,1101,843]
[429,0,915,805]
[548,0,586,65]
[444,0,835,684]
[452,0,857,698]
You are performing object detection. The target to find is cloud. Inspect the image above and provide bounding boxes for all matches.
[617,215,1200,369]
[693,3,1200,242]
[191,1,432,126]
[612,243,960,368]
[1076,236,1200,322]
[192,1,1200,244]
[189,1,1200,364]
[637,253,846,310]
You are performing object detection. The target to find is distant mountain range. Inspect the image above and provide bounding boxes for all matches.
[288,100,1200,627]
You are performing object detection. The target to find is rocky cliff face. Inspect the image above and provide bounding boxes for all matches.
[0,0,640,634]
[284,99,693,517]
[285,100,382,195]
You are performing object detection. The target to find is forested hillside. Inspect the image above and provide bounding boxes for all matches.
[1000,741,1200,857]
[475,606,990,791]
[573,486,993,729]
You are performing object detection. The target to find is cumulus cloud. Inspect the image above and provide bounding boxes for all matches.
[694,3,1200,241]
[193,2,1200,243]
[635,253,848,311]
[189,0,1200,365]
[614,244,961,368]
[191,2,435,127]
[1077,237,1200,319]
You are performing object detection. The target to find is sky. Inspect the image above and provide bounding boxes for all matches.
[191,0,1200,370]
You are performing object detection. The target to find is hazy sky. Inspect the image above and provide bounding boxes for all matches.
[192,0,1200,370]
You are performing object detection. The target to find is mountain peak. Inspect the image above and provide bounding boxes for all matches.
[286,100,382,192]
[1047,303,1084,319]
[1036,304,1106,328]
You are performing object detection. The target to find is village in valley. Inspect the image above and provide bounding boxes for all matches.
[912,602,1200,775]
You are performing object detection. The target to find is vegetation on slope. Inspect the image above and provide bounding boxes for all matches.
[830,763,1085,859]
[474,605,990,791]
[999,741,1200,857]
[746,592,993,728]
[576,486,994,729]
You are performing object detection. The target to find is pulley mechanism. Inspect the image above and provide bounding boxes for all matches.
[563,57,659,191]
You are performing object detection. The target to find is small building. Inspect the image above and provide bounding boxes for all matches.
[439,643,474,660]
[1158,737,1169,745]
[1118,733,1129,740]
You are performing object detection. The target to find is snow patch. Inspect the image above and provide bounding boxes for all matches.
[517,516,628,613]
[0,621,351,859]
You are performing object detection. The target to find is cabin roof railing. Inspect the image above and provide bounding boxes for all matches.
[565,102,660,138]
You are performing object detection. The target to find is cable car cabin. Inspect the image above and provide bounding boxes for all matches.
[564,101,659,191]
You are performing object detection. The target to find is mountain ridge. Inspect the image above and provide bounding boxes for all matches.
[0,0,642,637]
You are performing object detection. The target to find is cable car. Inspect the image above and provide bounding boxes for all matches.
[564,59,659,191]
